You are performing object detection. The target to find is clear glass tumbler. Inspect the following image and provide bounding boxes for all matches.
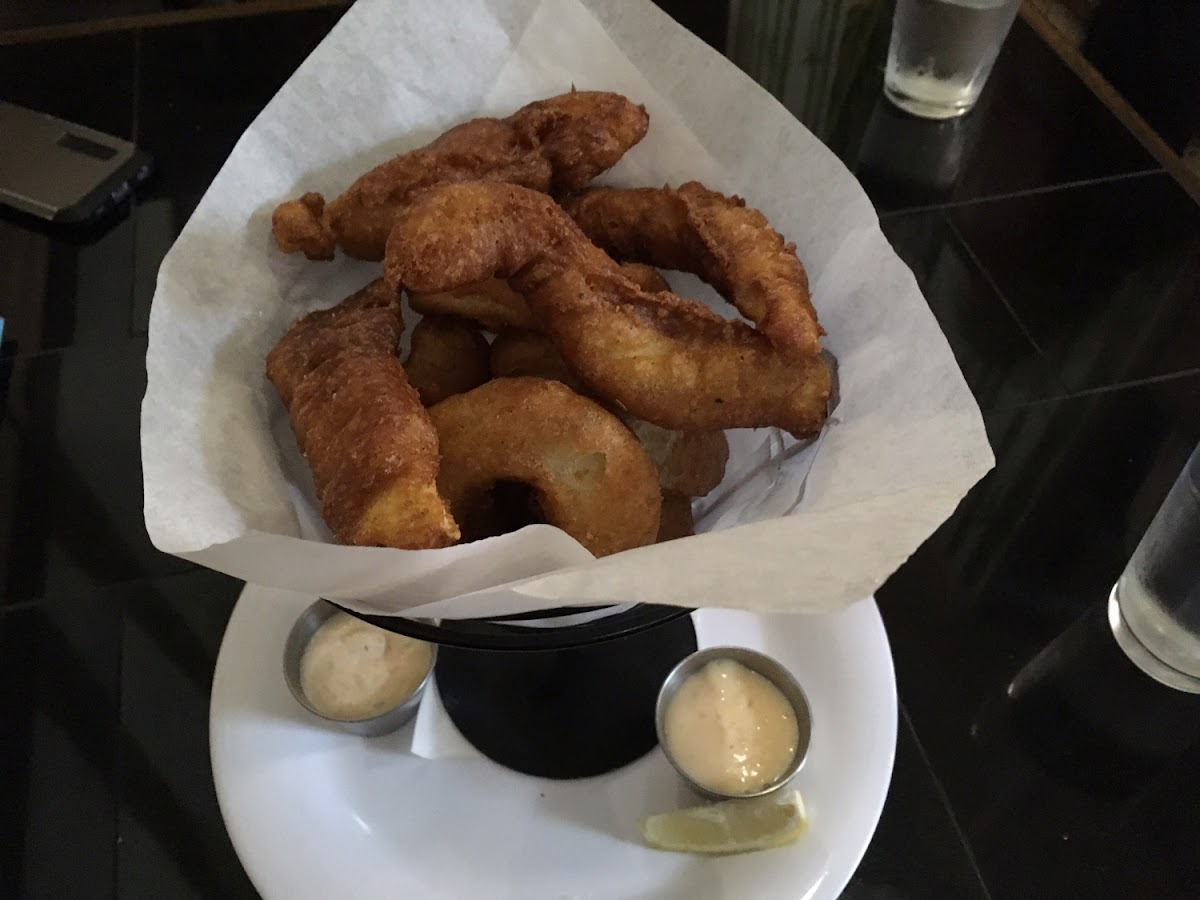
[1109,442,1200,693]
[884,0,1022,119]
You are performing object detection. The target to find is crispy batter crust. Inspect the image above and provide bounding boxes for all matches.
[409,278,539,333]
[403,314,490,405]
[428,377,660,557]
[265,280,459,549]
[265,278,400,406]
[618,262,670,294]
[409,261,667,333]
[656,492,696,543]
[621,416,729,497]
[489,328,586,392]
[384,182,831,438]
[488,329,728,495]
[562,183,822,358]
[271,91,649,261]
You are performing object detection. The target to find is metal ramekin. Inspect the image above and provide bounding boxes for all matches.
[655,645,813,800]
[283,599,436,737]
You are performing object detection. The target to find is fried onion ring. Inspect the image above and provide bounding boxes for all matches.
[562,183,822,358]
[384,182,831,438]
[272,91,649,261]
[403,314,490,405]
[428,377,660,557]
[265,280,459,549]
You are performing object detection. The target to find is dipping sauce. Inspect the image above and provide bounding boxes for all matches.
[663,659,800,795]
[299,613,433,721]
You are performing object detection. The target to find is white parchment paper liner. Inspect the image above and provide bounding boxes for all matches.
[141,0,993,619]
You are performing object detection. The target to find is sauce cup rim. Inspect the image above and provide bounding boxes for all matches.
[655,645,812,800]
[283,599,438,735]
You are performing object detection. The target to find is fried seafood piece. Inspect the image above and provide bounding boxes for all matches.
[489,329,728,496]
[409,278,539,333]
[272,91,649,261]
[403,315,490,405]
[489,328,586,392]
[384,182,831,438]
[265,279,460,549]
[428,377,661,557]
[265,278,400,406]
[562,183,822,358]
[617,262,671,294]
[409,262,667,334]
[621,417,729,497]
[657,492,696,543]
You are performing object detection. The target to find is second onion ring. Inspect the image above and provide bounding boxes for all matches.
[428,377,661,557]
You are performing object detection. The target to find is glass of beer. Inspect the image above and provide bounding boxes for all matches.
[1109,442,1200,693]
[884,0,1022,119]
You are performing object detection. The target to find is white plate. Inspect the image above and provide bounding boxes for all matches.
[210,586,896,900]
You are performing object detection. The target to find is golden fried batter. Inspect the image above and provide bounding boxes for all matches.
[657,492,696,543]
[403,315,490,405]
[266,278,400,406]
[621,416,729,497]
[429,377,660,557]
[563,183,822,358]
[409,278,539,333]
[489,329,728,495]
[265,279,459,549]
[409,262,667,334]
[618,262,670,294]
[489,328,586,392]
[384,182,831,438]
[272,91,649,261]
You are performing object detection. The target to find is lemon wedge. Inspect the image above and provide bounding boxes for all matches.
[640,790,807,855]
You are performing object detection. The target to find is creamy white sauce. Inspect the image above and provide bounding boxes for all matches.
[299,613,433,721]
[663,659,799,794]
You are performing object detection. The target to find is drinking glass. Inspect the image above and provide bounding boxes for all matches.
[1109,442,1200,693]
[884,0,1022,119]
